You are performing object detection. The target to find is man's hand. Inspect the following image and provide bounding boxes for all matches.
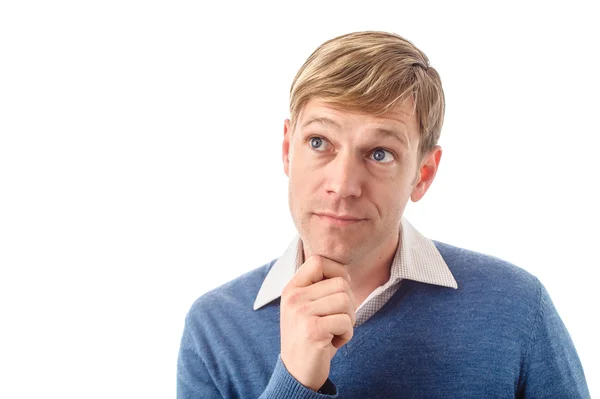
[280,255,357,391]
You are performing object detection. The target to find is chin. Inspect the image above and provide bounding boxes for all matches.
[306,236,358,265]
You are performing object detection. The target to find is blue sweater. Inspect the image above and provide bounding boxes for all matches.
[177,241,589,398]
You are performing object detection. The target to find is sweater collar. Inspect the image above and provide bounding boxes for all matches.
[253,217,458,310]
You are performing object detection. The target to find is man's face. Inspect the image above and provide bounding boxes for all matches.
[282,98,440,265]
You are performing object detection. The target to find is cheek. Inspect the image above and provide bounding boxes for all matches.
[288,155,316,207]
[371,176,413,216]
[290,147,320,187]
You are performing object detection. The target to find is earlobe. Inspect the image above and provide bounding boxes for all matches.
[410,183,425,202]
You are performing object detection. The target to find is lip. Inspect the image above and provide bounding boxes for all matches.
[314,212,365,226]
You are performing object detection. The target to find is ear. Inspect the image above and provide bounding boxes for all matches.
[282,119,292,177]
[410,146,442,202]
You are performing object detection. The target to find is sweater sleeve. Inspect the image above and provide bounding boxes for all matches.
[258,355,338,399]
[517,280,590,398]
[177,317,337,399]
[177,319,224,399]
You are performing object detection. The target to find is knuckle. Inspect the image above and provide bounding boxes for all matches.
[343,313,353,327]
[334,276,346,292]
[287,290,302,306]
[306,316,322,341]
[282,288,301,307]
[340,293,351,309]
[298,301,311,316]
[346,318,354,339]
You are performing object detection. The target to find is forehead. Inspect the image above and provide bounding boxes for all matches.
[297,98,418,130]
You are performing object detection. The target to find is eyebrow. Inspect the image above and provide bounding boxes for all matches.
[372,127,409,148]
[301,116,409,148]
[301,117,341,130]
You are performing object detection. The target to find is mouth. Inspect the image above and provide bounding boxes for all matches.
[314,213,365,227]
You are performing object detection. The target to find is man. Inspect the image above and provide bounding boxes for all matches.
[177,31,589,398]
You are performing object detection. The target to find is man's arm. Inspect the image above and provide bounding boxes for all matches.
[177,319,224,399]
[258,355,337,398]
[177,316,338,399]
[517,280,590,398]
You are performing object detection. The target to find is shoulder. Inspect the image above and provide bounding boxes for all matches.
[433,240,542,303]
[185,259,276,325]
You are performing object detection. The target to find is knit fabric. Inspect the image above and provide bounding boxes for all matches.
[177,241,590,398]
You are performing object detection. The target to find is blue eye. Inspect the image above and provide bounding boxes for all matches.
[309,137,326,151]
[371,148,394,163]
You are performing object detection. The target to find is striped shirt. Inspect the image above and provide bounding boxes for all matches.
[253,218,458,326]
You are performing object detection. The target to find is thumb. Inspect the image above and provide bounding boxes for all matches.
[328,341,341,360]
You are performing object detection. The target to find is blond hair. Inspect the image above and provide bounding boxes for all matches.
[289,31,445,157]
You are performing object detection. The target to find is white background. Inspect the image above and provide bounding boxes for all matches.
[1,1,598,397]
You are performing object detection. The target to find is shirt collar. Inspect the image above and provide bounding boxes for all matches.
[253,218,458,310]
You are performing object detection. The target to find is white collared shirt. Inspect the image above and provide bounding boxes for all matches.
[253,218,458,325]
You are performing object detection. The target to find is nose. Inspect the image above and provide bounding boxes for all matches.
[323,151,363,199]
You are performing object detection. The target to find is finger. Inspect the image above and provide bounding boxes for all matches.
[331,335,348,349]
[308,292,356,326]
[291,255,350,288]
[316,314,354,347]
[305,276,356,307]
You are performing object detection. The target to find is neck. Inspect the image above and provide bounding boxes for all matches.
[345,234,399,308]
